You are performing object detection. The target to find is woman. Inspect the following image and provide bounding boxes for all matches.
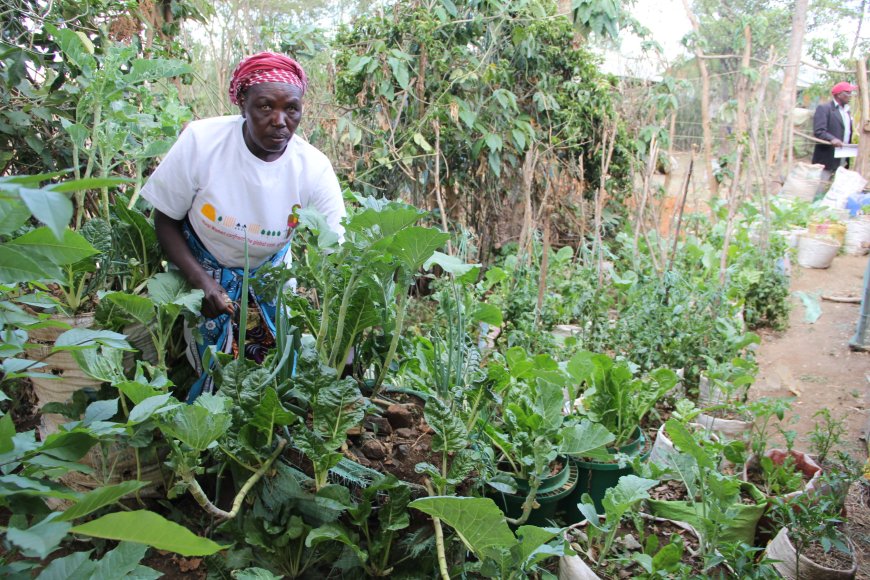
[140,52,346,400]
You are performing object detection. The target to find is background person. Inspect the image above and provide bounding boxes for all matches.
[140,51,346,400]
[812,81,858,197]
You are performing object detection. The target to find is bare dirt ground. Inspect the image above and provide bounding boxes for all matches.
[750,254,869,574]
[750,254,869,452]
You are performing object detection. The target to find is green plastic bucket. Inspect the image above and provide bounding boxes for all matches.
[562,430,648,518]
[491,461,579,526]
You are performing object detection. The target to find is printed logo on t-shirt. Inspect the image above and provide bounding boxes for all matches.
[197,202,295,249]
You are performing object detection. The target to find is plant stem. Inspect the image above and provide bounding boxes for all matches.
[373,287,408,395]
[183,437,286,520]
[424,480,451,580]
[329,269,359,368]
[505,477,541,526]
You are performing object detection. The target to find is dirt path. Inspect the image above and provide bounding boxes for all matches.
[751,254,869,455]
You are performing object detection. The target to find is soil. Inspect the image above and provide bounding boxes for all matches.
[802,538,856,572]
[648,479,757,505]
[570,518,725,577]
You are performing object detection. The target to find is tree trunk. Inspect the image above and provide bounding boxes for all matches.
[767,0,810,183]
[855,56,870,177]
[681,0,718,198]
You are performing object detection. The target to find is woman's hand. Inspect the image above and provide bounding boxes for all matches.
[154,210,234,319]
[200,277,234,319]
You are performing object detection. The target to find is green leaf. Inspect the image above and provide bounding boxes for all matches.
[559,420,616,460]
[313,380,365,449]
[105,293,155,326]
[347,205,424,239]
[50,177,133,193]
[58,481,148,521]
[305,522,368,564]
[83,399,119,424]
[8,227,98,266]
[0,199,31,235]
[54,329,131,351]
[18,188,73,240]
[423,251,480,277]
[70,510,227,556]
[125,59,192,83]
[513,525,561,568]
[665,419,714,470]
[348,55,373,74]
[251,387,298,434]
[472,303,503,326]
[651,541,683,571]
[39,430,97,461]
[485,133,503,152]
[601,475,658,526]
[35,550,96,580]
[233,569,283,580]
[128,393,178,424]
[71,348,126,383]
[409,496,515,558]
[425,398,468,453]
[388,57,410,90]
[0,413,15,454]
[413,132,433,153]
[161,403,230,451]
[147,272,202,312]
[390,227,450,272]
[0,245,59,283]
[90,542,151,580]
[116,381,162,405]
[7,517,71,558]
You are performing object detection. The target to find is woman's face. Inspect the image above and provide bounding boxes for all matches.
[239,82,304,161]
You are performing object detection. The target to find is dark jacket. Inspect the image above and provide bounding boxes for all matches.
[812,99,853,171]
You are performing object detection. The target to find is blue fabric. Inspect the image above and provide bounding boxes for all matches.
[183,221,290,402]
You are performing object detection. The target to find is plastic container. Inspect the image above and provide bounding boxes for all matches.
[491,461,578,526]
[562,430,647,517]
[797,235,841,269]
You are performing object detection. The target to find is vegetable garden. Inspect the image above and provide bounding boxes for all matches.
[1,0,869,578]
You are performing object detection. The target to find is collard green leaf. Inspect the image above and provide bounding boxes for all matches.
[80,217,113,255]
[161,403,231,451]
[8,227,97,265]
[347,205,423,239]
[409,496,515,558]
[390,227,450,272]
[57,481,148,521]
[601,475,658,526]
[424,397,468,454]
[559,420,615,461]
[313,380,365,449]
[70,510,227,556]
[147,272,202,312]
[472,303,503,326]
[424,251,480,277]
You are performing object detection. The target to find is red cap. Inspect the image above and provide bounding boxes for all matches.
[831,81,858,95]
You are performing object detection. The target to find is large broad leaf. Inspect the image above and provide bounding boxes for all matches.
[347,205,423,240]
[534,379,565,432]
[147,272,202,312]
[390,227,450,272]
[559,421,615,461]
[313,380,365,449]
[70,510,227,556]
[71,348,126,384]
[89,542,154,580]
[58,481,148,522]
[409,496,515,559]
[18,187,73,240]
[251,387,298,434]
[305,522,368,564]
[105,293,154,326]
[127,393,180,424]
[566,351,613,387]
[8,227,98,266]
[472,303,503,326]
[54,329,131,352]
[161,403,231,451]
[423,251,480,277]
[601,475,658,526]
[34,550,96,580]
[0,198,31,236]
[0,244,61,283]
[513,525,563,569]
[424,397,468,454]
[7,516,71,558]
[39,430,97,461]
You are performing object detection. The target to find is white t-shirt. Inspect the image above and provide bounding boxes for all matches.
[141,115,345,268]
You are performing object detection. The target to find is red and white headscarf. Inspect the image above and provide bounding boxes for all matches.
[228,52,308,105]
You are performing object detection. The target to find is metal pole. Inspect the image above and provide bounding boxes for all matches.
[850,256,870,350]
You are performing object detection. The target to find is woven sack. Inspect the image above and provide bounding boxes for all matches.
[797,235,840,268]
[844,217,870,255]
[765,527,857,580]
[781,162,825,202]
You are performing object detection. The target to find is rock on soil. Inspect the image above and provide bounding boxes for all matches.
[384,404,415,429]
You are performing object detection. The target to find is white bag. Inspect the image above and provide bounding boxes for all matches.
[844,217,870,255]
[780,162,825,202]
[822,167,868,209]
